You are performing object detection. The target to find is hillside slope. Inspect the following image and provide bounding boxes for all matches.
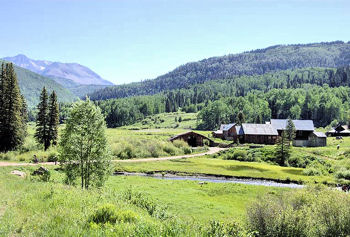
[89,41,350,100]
[0,60,76,107]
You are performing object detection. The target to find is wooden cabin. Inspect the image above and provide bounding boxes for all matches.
[326,124,350,137]
[240,123,278,144]
[270,119,326,147]
[213,123,237,141]
[169,131,215,147]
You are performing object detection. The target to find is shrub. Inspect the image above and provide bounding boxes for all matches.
[206,220,248,237]
[172,140,187,148]
[163,145,176,156]
[335,169,350,180]
[47,152,58,162]
[182,147,192,155]
[247,187,350,237]
[89,204,137,225]
[89,204,118,224]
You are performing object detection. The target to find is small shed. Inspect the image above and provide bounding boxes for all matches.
[308,132,327,147]
[169,131,215,147]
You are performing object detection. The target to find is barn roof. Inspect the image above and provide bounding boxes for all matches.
[241,123,278,136]
[169,131,214,142]
[220,123,236,131]
[313,132,327,138]
[270,119,314,131]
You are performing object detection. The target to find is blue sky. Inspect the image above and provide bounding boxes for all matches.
[0,0,349,84]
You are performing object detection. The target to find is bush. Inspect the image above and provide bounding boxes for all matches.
[247,187,350,237]
[47,152,58,162]
[206,220,248,237]
[89,204,137,225]
[335,169,350,180]
[182,147,192,155]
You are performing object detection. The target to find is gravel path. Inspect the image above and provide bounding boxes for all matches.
[0,147,225,167]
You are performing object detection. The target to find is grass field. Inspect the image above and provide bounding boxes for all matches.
[0,166,286,236]
[0,124,205,162]
[122,112,198,130]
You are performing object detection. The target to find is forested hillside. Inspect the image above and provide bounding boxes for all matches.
[94,66,350,128]
[0,60,76,107]
[89,41,350,100]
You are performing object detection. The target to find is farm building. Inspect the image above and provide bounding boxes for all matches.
[326,124,350,137]
[212,123,236,140]
[214,119,326,147]
[239,123,278,144]
[308,132,327,147]
[169,131,215,147]
[270,119,326,147]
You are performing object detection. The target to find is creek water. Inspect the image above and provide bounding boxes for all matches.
[115,172,304,189]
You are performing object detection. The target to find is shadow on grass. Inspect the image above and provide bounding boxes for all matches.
[225,165,268,173]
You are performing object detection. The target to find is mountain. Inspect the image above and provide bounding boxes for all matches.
[88,41,350,101]
[0,59,76,108]
[2,54,113,96]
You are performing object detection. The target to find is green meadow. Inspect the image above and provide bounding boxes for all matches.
[0,166,285,236]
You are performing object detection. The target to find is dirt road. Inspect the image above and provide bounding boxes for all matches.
[0,147,226,167]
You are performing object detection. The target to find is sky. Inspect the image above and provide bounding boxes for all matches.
[0,0,349,84]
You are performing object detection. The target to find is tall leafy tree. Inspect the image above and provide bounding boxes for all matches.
[0,63,27,151]
[59,99,111,189]
[48,91,59,146]
[35,87,50,150]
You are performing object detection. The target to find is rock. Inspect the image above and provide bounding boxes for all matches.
[10,170,26,178]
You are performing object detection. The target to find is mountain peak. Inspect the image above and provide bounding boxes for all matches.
[2,55,113,86]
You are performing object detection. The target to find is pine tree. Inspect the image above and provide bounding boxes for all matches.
[0,63,27,151]
[275,131,291,166]
[286,118,296,142]
[35,87,50,150]
[48,91,59,146]
[236,111,245,125]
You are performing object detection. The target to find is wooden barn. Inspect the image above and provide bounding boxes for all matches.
[270,119,326,147]
[326,124,350,137]
[169,131,215,147]
[240,123,278,144]
[213,123,237,141]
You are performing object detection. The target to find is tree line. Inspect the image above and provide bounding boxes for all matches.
[88,41,350,101]
[88,66,350,129]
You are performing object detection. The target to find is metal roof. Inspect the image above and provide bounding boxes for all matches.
[313,132,327,138]
[220,123,236,131]
[241,123,278,136]
[235,126,244,135]
[270,119,314,131]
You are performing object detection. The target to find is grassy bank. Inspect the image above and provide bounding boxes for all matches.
[0,166,285,236]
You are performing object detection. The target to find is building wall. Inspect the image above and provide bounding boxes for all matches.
[244,135,278,144]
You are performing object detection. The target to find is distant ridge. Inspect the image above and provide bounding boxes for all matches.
[3,54,114,86]
[0,59,76,107]
[88,41,350,101]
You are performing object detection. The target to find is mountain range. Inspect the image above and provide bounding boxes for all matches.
[2,54,113,98]
[0,59,76,108]
[88,41,350,101]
